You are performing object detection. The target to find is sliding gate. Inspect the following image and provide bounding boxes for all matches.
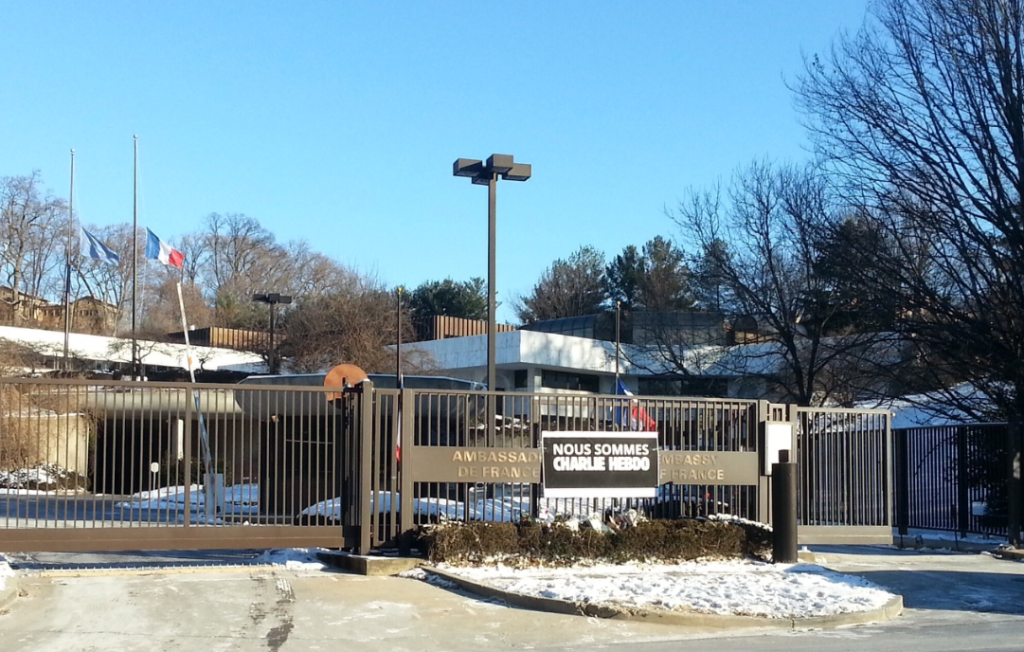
[0,376,356,552]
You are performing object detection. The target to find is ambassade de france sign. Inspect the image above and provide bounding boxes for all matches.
[541,431,659,498]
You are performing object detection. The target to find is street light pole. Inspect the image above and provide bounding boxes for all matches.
[454,155,532,445]
[253,293,292,375]
[487,173,497,399]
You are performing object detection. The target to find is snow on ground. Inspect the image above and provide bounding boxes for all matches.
[404,558,896,619]
[0,324,265,372]
[112,483,260,519]
[0,559,13,592]
[896,527,1008,551]
[251,548,328,571]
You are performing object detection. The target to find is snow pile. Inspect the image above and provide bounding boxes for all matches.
[0,464,87,491]
[114,483,259,516]
[0,559,13,592]
[252,548,327,571]
[417,559,896,619]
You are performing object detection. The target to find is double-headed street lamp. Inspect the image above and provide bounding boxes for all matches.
[453,154,532,444]
[253,292,292,375]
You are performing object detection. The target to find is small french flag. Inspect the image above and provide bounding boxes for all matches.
[145,228,184,269]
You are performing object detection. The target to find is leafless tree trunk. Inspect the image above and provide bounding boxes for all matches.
[798,0,1024,418]
[669,161,886,406]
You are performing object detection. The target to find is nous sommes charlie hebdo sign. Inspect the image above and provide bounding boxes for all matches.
[542,431,659,498]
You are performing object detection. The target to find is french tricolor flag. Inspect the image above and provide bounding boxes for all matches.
[145,228,184,269]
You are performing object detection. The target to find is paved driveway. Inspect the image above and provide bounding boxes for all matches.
[1,546,1023,652]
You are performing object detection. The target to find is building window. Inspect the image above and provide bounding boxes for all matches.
[639,377,729,397]
[541,370,600,393]
[513,369,528,389]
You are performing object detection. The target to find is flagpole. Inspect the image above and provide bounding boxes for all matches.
[396,286,403,464]
[63,149,75,371]
[132,135,139,380]
[176,281,216,513]
[615,301,621,385]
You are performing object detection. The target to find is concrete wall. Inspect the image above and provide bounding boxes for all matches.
[1,413,91,475]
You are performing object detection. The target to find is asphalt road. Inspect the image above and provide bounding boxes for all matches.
[1,546,1023,652]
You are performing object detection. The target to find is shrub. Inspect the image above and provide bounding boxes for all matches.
[420,517,772,566]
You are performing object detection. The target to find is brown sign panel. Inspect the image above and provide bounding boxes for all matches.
[657,450,759,485]
[403,447,759,487]
[404,446,542,483]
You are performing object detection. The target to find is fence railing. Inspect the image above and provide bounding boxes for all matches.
[2,374,896,553]
[795,407,892,529]
[0,376,352,551]
[368,387,767,550]
[894,423,1013,537]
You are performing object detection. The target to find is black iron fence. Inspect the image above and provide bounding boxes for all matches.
[894,423,1021,537]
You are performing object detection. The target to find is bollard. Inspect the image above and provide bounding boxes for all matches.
[772,450,798,563]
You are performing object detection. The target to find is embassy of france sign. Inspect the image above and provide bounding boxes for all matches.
[541,431,659,498]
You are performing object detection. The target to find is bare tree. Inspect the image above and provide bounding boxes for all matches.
[200,213,294,329]
[287,242,358,299]
[279,273,422,374]
[0,172,67,324]
[798,0,1024,418]
[176,231,206,286]
[669,161,885,406]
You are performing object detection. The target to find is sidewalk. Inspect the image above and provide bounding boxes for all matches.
[892,528,1018,555]
[796,543,1024,616]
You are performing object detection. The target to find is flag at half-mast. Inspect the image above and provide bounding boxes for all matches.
[615,378,657,431]
[145,228,184,269]
[81,228,120,265]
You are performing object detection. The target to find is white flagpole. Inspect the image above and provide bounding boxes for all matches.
[176,282,215,498]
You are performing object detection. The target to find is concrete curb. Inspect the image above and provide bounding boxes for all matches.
[315,551,422,576]
[421,565,904,630]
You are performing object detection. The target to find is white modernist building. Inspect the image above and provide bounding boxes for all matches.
[407,329,770,399]
[0,325,266,376]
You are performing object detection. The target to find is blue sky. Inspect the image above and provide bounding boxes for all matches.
[0,2,868,323]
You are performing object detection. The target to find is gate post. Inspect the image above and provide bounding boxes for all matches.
[957,426,970,537]
[1008,417,1022,548]
[398,388,415,556]
[357,381,375,556]
[894,427,909,536]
